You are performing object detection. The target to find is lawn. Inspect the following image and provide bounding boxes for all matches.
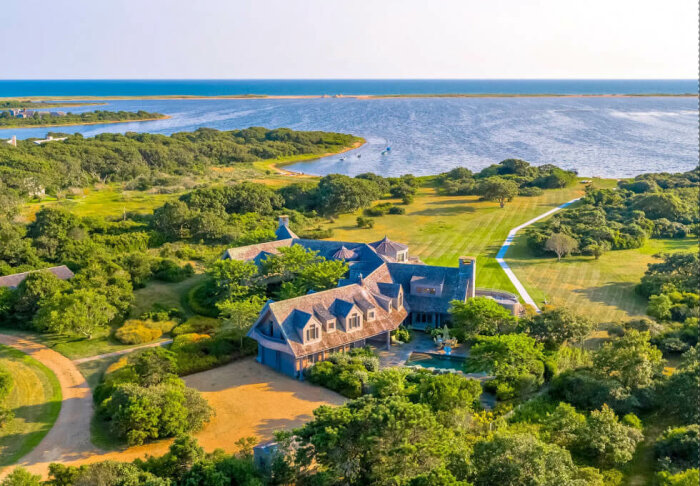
[322,182,604,293]
[129,274,206,319]
[507,232,695,323]
[0,345,62,467]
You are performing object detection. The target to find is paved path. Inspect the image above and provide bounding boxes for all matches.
[0,333,97,478]
[73,339,173,364]
[496,197,582,312]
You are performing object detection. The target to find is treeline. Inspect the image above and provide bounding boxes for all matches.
[0,127,360,197]
[435,158,579,206]
[526,168,698,259]
[0,109,165,128]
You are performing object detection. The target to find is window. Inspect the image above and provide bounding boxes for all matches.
[306,326,319,341]
[367,311,374,320]
[349,314,361,330]
[415,312,433,324]
[263,321,274,336]
[416,287,437,295]
[398,294,403,307]
[327,320,335,330]
[397,252,406,262]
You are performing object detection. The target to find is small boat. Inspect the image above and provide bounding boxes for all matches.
[339,157,345,161]
[386,146,391,151]
[357,154,361,158]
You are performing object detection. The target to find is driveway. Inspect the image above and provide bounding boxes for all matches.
[1,348,344,478]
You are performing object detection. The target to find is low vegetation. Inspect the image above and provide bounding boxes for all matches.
[0,110,166,128]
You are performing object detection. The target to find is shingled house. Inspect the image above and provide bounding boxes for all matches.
[224,216,517,378]
[0,265,74,289]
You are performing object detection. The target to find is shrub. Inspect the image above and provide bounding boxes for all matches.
[172,316,221,336]
[392,327,412,343]
[154,259,195,283]
[519,186,544,197]
[170,332,256,375]
[356,216,375,228]
[654,425,699,473]
[307,351,379,398]
[388,206,406,215]
[0,365,13,402]
[115,321,163,345]
[186,281,220,318]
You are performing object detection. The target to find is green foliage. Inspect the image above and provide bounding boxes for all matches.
[654,425,699,473]
[356,216,375,228]
[0,109,163,127]
[392,326,412,343]
[545,233,579,261]
[449,297,516,338]
[307,352,379,398]
[476,177,519,207]
[315,174,382,215]
[217,295,265,346]
[33,288,117,338]
[467,334,545,398]
[656,469,700,486]
[114,319,174,344]
[592,330,663,390]
[577,404,643,467]
[520,306,595,349]
[172,316,221,336]
[660,346,699,424]
[0,467,41,486]
[471,432,600,486]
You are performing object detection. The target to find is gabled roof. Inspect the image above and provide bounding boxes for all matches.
[0,265,75,289]
[332,298,356,318]
[249,283,406,357]
[223,239,293,261]
[370,236,408,255]
[275,224,298,240]
[377,282,402,298]
[313,304,335,322]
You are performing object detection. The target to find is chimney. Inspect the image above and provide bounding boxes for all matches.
[459,256,476,299]
[278,215,289,228]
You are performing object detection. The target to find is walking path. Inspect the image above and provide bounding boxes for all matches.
[72,339,172,364]
[0,333,96,478]
[495,197,581,312]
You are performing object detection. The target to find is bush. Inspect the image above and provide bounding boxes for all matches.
[154,259,195,283]
[139,305,184,323]
[392,326,412,343]
[170,332,257,375]
[186,281,220,318]
[654,425,699,473]
[307,351,379,398]
[115,319,176,345]
[172,316,221,336]
[519,187,544,197]
[388,206,406,215]
[364,202,394,217]
[356,216,375,228]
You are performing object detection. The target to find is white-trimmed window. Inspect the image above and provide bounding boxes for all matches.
[306,326,319,341]
[348,314,361,330]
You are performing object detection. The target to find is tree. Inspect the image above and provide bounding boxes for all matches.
[578,404,643,467]
[131,347,178,387]
[0,468,42,486]
[654,425,699,473]
[545,233,579,261]
[593,330,663,390]
[295,260,348,292]
[637,252,699,298]
[466,334,545,392]
[293,396,453,485]
[33,289,117,338]
[315,174,380,216]
[648,294,673,320]
[217,295,265,346]
[260,245,320,281]
[661,346,699,424]
[151,200,193,240]
[11,270,70,320]
[411,372,482,413]
[207,259,260,300]
[470,432,600,486]
[477,177,519,208]
[449,297,516,337]
[521,306,595,349]
[542,402,586,449]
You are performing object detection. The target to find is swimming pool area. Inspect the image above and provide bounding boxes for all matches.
[405,351,466,371]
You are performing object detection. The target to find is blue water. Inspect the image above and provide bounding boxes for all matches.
[0,79,696,97]
[2,96,696,178]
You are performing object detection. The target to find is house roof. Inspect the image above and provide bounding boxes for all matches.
[370,236,409,255]
[248,283,406,357]
[223,239,293,261]
[0,265,75,289]
[332,245,357,260]
[275,224,298,240]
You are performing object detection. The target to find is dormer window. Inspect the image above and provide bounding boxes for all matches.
[416,287,437,295]
[397,251,407,262]
[348,314,361,330]
[306,325,319,341]
[398,294,403,308]
[367,310,375,320]
[326,320,335,331]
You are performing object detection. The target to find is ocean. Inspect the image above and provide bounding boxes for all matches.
[0,79,695,97]
[0,80,697,178]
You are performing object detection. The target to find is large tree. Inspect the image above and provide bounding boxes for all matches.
[520,306,595,349]
[545,233,579,261]
[33,288,117,338]
[449,297,516,337]
[315,174,381,216]
[477,177,519,208]
[593,330,663,390]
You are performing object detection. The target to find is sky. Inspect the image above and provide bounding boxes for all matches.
[2,0,697,79]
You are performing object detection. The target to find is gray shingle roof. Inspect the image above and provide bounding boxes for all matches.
[275,224,298,240]
[0,265,74,289]
[370,236,408,255]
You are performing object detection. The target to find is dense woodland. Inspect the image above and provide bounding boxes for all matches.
[0,129,697,485]
[0,110,165,128]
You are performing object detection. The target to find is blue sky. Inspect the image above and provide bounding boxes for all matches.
[2,0,697,79]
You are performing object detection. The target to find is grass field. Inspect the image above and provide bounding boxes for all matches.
[508,232,695,323]
[322,182,604,292]
[0,345,62,467]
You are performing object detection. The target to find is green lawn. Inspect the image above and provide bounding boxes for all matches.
[0,345,62,467]
[508,232,695,323]
[130,274,206,319]
[323,182,601,293]
[77,356,122,391]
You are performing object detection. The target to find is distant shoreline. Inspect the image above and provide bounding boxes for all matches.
[0,93,695,103]
[0,114,170,130]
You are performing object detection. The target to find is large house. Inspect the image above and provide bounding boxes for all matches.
[223,216,519,378]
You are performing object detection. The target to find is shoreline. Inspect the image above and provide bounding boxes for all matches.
[0,93,695,103]
[251,138,366,177]
[0,114,170,130]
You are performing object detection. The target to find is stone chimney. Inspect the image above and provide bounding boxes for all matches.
[278,215,289,228]
[459,256,476,299]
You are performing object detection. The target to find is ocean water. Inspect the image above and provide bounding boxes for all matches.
[1,95,697,178]
[0,79,695,97]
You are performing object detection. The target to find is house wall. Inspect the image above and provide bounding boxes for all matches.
[258,345,297,377]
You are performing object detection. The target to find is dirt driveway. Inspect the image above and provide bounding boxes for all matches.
[1,345,344,478]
